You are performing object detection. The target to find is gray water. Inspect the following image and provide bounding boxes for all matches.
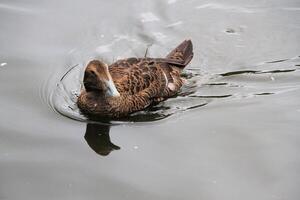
[1,0,300,199]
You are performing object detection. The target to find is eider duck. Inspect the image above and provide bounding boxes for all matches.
[77,40,193,119]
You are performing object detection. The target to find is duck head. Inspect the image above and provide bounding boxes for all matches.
[83,60,120,97]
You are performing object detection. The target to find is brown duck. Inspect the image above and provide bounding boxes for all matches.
[77,40,193,119]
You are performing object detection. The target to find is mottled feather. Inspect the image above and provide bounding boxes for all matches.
[77,40,193,118]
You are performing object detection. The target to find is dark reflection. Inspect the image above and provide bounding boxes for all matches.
[84,123,120,156]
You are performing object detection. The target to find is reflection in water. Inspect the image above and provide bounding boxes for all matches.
[84,123,120,156]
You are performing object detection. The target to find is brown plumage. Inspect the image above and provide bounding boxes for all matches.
[77,40,193,119]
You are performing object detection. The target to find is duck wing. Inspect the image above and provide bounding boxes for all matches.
[109,58,183,100]
[109,40,193,100]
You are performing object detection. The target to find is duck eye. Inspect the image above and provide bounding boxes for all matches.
[90,71,96,76]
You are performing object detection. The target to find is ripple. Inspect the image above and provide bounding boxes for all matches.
[255,92,274,96]
[189,94,232,98]
[282,7,300,11]
[140,12,160,23]
[0,62,7,67]
[196,3,259,14]
[49,65,211,124]
[220,68,297,76]
[48,56,300,124]
[265,59,289,64]
[166,21,183,28]
[0,3,33,13]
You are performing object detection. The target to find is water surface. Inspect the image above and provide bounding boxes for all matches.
[1,0,300,199]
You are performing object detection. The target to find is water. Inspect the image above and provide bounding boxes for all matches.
[1,0,300,199]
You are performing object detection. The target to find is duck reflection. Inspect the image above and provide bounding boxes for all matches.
[84,123,120,156]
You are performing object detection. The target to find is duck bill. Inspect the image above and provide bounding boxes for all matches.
[105,80,120,97]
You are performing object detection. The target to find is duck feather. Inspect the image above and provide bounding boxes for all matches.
[77,40,193,118]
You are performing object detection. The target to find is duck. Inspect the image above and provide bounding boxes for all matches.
[77,39,193,119]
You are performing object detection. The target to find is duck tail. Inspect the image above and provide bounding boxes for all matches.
[166,39,193,68]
